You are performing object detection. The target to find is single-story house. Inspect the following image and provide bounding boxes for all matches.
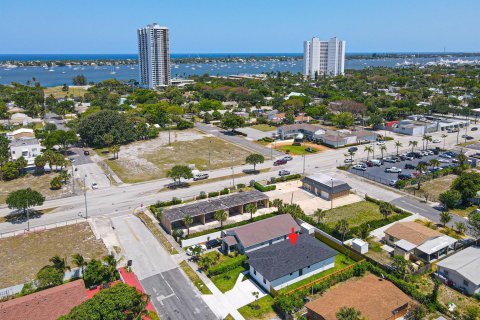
[9,138,42,167]
[0,280,87,320]
[315,129,377,148]
[305,274,412,320]
[436,246,480,295]
[277,124,325,140]
[6,128,35,141]
[221,214,300,254]
[301,174,351,200]
[160,190,269,234]
[384,222,457,263]
[247,234,337,292]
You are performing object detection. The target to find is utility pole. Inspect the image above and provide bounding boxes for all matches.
[83,175,88,219]
[231,155,235,188]
[302,154,306,175]
[71,163,75,194]
[26,199,30,232]
[330,179,334,209]
[457,127,460,144]
[208,139,212,171]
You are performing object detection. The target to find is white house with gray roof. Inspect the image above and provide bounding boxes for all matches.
[9,138,42,167]
[436,246,480,295]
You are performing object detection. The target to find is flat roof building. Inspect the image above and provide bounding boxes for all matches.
[302,173,351,200]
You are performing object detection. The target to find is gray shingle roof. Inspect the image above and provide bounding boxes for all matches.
[247,234,337,281]
[162,190,269,222]
[302,174,351,194]
[9,138,40,147]
[437,246,480,285]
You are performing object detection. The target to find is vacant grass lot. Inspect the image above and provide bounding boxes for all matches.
[406,174,456,202]
[44,86,88,98]
[0,223,107,288]
[101,130,251,183]
[238,295,276,320]
[250,124,277,132]
[277,145,320,155]
[0,173,69,204]
[323,201,385,228]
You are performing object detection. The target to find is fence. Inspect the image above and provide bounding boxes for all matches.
[348,169,396,186]
[0,218,88,239]
[180,230,223,248]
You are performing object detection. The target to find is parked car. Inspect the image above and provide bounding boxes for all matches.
[392,156,401,162]
[376,141,386,146]
[432,139,441,143]
[466,135,474,140]
[344,159,354,164]
[383,157,397,163]
[186,244,207,256]
[91,183,98,190]
[83,150,90,155]
[353,164,367,171]
[440,153,452,159]
[279,169,291,176]
[367,159,382,166]
[206,239,221,249]
[385,167,402,173]
[405,163,416,169]
[388,179,398,186]
[401,154,414,161]
[274,159,287,166]
[283,155,293,161]
[348,147,358,153]
[193,172,209,181]
[471,127,478,131]
[438,158,450,163]
[462,134,468,138]
[398,173,412,180]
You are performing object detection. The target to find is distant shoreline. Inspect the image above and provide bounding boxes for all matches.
[1,52,480,66]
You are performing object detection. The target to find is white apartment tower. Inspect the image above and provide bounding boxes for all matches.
[137,23,171,88]
[303,37,346,78]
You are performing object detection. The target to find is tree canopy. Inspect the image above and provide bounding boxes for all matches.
[6,188,45,215]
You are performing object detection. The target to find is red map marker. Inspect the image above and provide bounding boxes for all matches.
[288,227,298,246]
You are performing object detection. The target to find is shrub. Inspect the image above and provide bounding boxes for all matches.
[198,191,207,199]
[208,191,220,198]
[207,255,247,276]
[249,180,256,187]
[274,174,301,183]
[154,198,182,208]
[50,176,63,190]
[236,183,246,189]
[254,182,276,192]
[220,188,230,195]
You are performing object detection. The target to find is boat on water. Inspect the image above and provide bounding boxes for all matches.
[110,67,116,75]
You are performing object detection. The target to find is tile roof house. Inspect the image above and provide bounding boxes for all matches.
[305,274,412,320]
[384,222,457,263]
[436,246,480,295]
[247,234,336,292]
[0,280,87,320]
[222,214,300,254]
[302,173,351,200]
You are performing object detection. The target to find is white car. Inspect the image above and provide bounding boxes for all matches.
[344,159,354,164]
[353,164,367,171]
[283,156,293,161]
[383,157,396,163]
[438,158,450,163]
[432,139,441,143]
[376,141,386,146]
[186,244,207,256]
[279,169,291,176]
[440,153,452,159]
[91,183,98,190]
[388,179,398,186]
[385,167,402,173]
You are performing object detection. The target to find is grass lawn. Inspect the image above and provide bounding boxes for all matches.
[250,124,277,132]
[323,201,385,229]
[100,131,252,183]
[277,144,320,155]
[44,86,88,98]
[406,174,456,202]
[238,295,276,320]
[210,266,247,293]
[450,205,477,217]
[0,223,107,288]
[179,260,212,295]
[137,212,178,254]
[277,254,355,294]
[0,173,69,204]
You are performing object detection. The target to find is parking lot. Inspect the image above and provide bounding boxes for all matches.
[348,150,462,186]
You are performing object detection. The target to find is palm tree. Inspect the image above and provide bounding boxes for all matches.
[72,253,87,277]
[364,146,373,161]
[183,215,193,236]
[272,199,284,213]
[245,203,257,221]
[416,162,427,174]
[111,145,120,160]
[440,211,452,227]
[441,133,448,149]
[313,209,325,224]
[103,254,117,282]
[214,209,228,229]
[424,135,432,150]
[283,203,304,219]
[379,145,387,159]
[49,255,70,272]
[348,150,355,162]
[336,306,362,320]
[379,202,393,220]
[395,141,402,155]
[454,221,466,234]
[429,159,440,168]
[409,140,418,153]
[335,219,349,241]
[456,153,468,166]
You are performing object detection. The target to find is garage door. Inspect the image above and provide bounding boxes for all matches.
[320,191,329,199]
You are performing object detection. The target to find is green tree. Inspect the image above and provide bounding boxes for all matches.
[379,145,387,159]
[0,135,9,165]
[72,253,87,278]
[439,211,452,227]
[83,259,110,287]
[441,133,448,149]
[245,203,257,221]
[6,188,45,219]
[409,140,418,153]
[364,145,373,161]
[333,112,355,128]
[336,306,362,320]
[214,209,228,228]
[72,74,87,86]
[1,161,20,180]
[313,208,325,224]
[53,130,78,152]
[167,165,193,185]
[183,215,194,236]
[50,255,70,272]
[245,153,265,171]
[50,176,63,190]
[438,189,461,210]
[468,211,480,238]
[452,171,480,202]
[379,202,393,220]
[335,218,349,241]
[391,255,413,280]
[111,144,120,160]
[282,203,304,219]
[220,113,245,132]
[394,141,402,155]
[454,221,466,235]
[34,155,46,174]
[58,283,148,320]
[36,265,64,289]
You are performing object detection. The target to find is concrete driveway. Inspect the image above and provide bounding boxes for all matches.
[223,271,267,309]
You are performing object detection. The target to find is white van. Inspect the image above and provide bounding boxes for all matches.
[193,172,209,181]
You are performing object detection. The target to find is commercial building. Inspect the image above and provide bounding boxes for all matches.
[305,274,412,320]
[303,37,346,78]
[301,173,351,200]
[436,246,480,295]
[0,280,87,320]
[384,221,457,263]
[221,214,300,254]
[247,234,337,292]
[160,190,269,234]
[392,115,469,136]
[137,23,171,88]
[9,138,42,167]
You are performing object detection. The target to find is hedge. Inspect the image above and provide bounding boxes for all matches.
[208,191,220,198]
[254,182,276,192]
[272,174,302,184]
[208,255,247,276]
[220,188,230,195]
[185,213,277,239]
[153,198,182,208]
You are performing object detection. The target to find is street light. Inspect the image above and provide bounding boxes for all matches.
[330,179,334,209]
[83,174,88,219]
[208,139,212,171]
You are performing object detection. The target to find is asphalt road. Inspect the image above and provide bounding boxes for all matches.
[112,215,216,320]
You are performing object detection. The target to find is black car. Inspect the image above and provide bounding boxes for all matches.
[398,173,412,180]
[466,135,474,140]
[348,147,358,153]
[274,159,287,166]
[471,127,478,131]
[206,239,221,249]
[405,163,416,169]
[83,150,90,155]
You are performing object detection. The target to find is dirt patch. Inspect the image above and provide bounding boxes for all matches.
[0,222,107,288]
[102,129,252,183]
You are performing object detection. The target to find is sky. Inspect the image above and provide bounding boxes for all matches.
[1,0,479,54]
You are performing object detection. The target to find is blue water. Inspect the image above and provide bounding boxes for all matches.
[1,54,479,87]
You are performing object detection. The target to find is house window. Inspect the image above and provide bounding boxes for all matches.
[463,280,469,287]
[263,279,266,284]
[253,269,256,275]
[389,236,395,242]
